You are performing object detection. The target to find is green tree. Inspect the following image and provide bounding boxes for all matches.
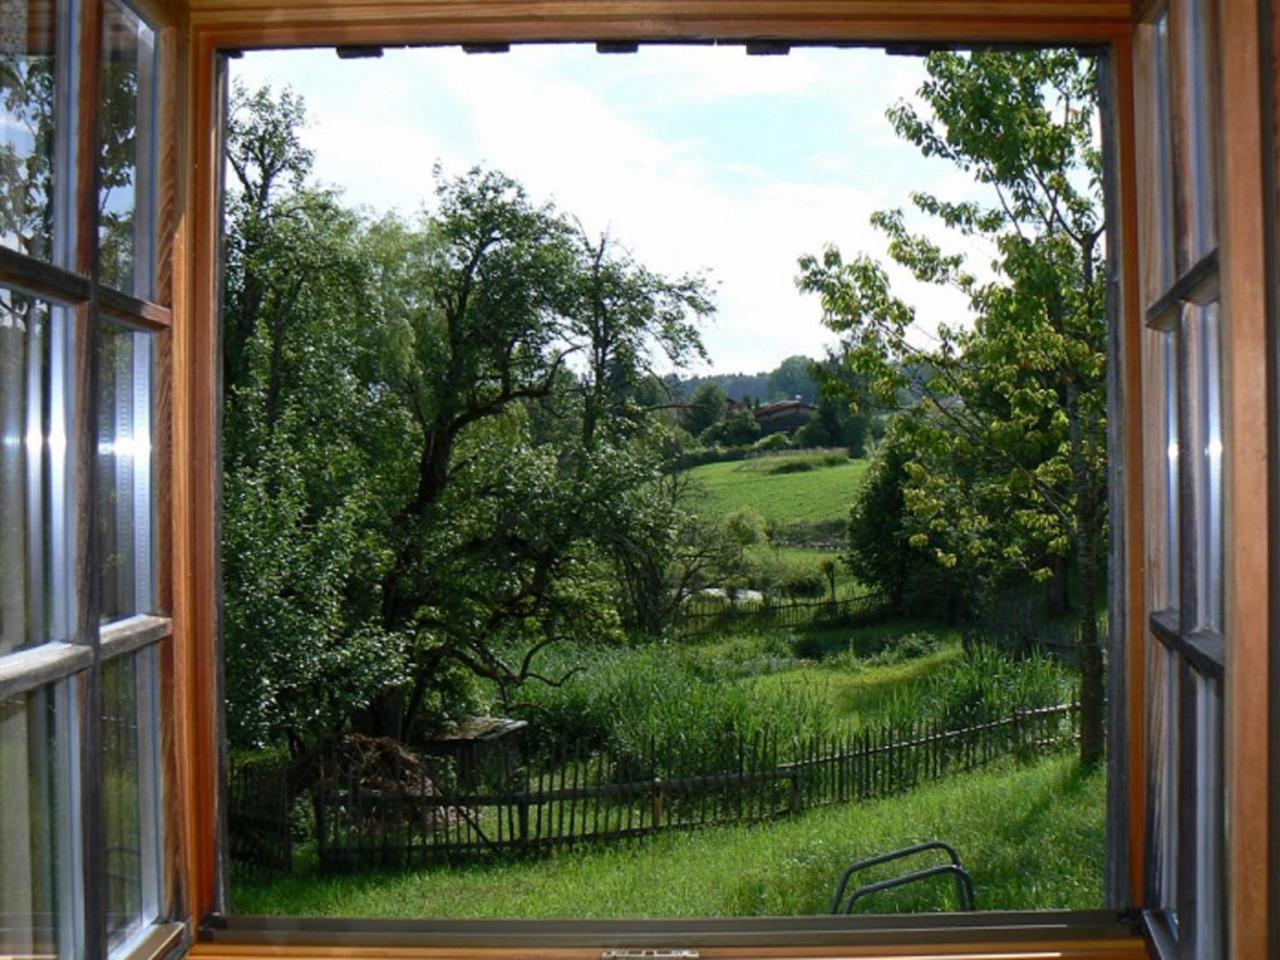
[701,408,761,447]
[767,354,818,402]
[572,231,712,449]
[684,381,728,437]
[799,49,1108,766]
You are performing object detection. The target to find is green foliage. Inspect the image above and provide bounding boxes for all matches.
[750,431,792,453]
[722,507,768,547]
[699,408,761,447]
[884,644,1074,731]
[516,645,834,778]
[683,381,728,437]
[221,84,715,752]
[846,421,975,618]
[766,354,818,403]
[797,49,1108,764]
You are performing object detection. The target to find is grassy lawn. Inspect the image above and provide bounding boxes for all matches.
[685,453,869,527]
[233,753,1102,918]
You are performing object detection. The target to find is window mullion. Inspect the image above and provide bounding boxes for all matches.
[73,0,108,959]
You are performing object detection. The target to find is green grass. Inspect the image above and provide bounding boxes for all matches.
[741,645,962,725]
[233,753,1102,918]
[685,453,869,527]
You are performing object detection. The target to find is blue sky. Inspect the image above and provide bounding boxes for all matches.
[232,45,989,373]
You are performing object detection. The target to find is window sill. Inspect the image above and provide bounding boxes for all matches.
[195,911,1147,958]
[113,921,186,960]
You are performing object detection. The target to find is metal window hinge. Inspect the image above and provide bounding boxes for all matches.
[601,951,699,960]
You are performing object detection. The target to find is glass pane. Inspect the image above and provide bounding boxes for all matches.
[0,683,68,959]
[1163,331,1180,611]
[1146,640,1180,921]
[1183,0,1218,263]
[1153,13,1176,292]
[1,289,74,652]
[1192,673,1224,959]
[102,648,161,950]
[100,0,156,297]
[1185,303,1223,632]
[0,0,59,262]
[96,322,154,623]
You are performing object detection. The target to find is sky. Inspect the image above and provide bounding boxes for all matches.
[231,45,994,375]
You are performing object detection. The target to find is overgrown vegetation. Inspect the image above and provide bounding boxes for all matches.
[233,754,1103,918]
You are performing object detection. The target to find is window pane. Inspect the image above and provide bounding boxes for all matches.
[1153,12,1176,292]
[1183,0,1218,263]
[100,0,156,297]
[1192,673,1224,959]
[1184,303,1222,632]
[102,648,161,950]
[1146,641,1180,922]
[96,322,154,623]
[0,0,59,262]
[1163,331,1180,610]
[0,683,71,960]
[1,290,74,652]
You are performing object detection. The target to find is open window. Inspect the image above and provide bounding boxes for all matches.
[6,0,1280,958]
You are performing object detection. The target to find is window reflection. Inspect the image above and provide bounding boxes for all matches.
[100,0,156,296]
[0,684,64,960]
[96,321,154,623]
[102,649,161,949]
[1,289,74,653]
[0,0,58,261]
[1164,332,1179,610]
[1146,642,1180,922]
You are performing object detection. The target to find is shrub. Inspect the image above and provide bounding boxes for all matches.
[723,507,768,547]
[750,432,793,453]
[780,570,825,600]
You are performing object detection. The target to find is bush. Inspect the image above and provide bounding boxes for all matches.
[780,570,825,600]
[750,432,792,453]
[723,507,768,547]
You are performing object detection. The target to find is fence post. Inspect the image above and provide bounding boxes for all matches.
[1012,707,1021,756]
[652,777,664,832]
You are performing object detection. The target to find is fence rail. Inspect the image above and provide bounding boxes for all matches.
[674,592,888,638]
[230,701,1079,874]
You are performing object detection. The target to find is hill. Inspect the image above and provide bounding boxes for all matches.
[684,451,869,530]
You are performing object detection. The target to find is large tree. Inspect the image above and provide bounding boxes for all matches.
[221,84,717,751]
[799,49,1108,766]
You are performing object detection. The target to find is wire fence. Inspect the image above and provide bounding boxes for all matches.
[229,701,1079,876]
[673,591,889,638]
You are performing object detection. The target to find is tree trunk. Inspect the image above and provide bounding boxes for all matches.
[1066,378,1106,769]
[1047,554,1071,617]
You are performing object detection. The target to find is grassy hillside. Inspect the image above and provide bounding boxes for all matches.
[234,754,1102,918]
[685,452,869,527]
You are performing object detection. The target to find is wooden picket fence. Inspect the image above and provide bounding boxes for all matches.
[301,701,1078,872]
[674,591,888,638]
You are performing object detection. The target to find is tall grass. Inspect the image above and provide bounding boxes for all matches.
[883,644,1075,729]
[517,644,835,778]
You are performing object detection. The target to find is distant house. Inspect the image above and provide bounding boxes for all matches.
[754,396,816,436]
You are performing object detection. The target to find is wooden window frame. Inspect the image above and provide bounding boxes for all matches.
[155,1,1264,958]
[0,0,185,953]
